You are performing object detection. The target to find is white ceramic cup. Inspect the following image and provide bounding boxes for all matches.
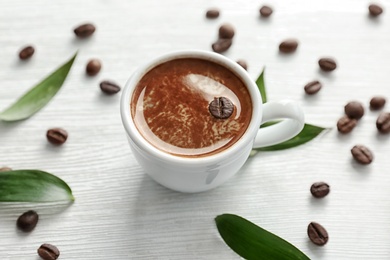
[120,50,305,193]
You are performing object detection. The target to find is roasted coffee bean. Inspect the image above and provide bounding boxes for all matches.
[304,80,322,95]
[279,39,298,54]
[206,8,220,19]
[337,115,357,134]
[211,38,232,53]
[345,101,364,120]
[370,96,386,110]
[74,23,96,38]
[18,46,35,60]
[86,59,102,76]
[100,80,121,95]
[46,128,68,145]
[308,222,329,246]
[376,112,390,134]
[209,97,234,119]
[0,167,12,172]
[318,58,337,72]
[351,145,373,165]
[236,59,248,70]
[310,182,330,198]
[218,23,235,39]
[37,244,60,260]
[369,4,383,17]
[259,5,273,17]
[17,210,39,232]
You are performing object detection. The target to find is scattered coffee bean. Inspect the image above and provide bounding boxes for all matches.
[0,167,12,172]
[218,23,235,39]
[212,38,232,53]
[18,46,35,60]
[209,97,234,119]
[236,59,248,70]
[310,182,330,198]
[308,222,329,246]
[100,80,121,95]
[345,101,364,120]
[206,8,220,19]
[37,244,60,260]
[279,39,298,54]
[74,23,96,38]
[304,80,322,95]
[337,115,357,134]
[318,58,337,72]
[351,145,373,165]
[259,5,273,17]
[46,128,68,145]
[376,112,390,134]
[369,4,383,17]
[370,96,386,110]
[86,59,102,76]
[17,210,39,232]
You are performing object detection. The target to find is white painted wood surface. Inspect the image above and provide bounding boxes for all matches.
[1,0,390,259]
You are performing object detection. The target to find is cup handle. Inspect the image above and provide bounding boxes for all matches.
[253,100,305,148]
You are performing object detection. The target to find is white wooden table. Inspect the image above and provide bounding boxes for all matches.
[1,0,390,259]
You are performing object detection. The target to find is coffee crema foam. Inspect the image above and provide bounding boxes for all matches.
[131,58,252,157]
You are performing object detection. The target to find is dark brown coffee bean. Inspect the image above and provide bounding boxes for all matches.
[38,244,60,260]
[74,23,96,38]
[259,5,273,17]
[376,112,390,134]
[0,167,12,172]
[308,222,329,246]
[18,46,35,60]
[218,23,235,39]
[345,101,364,120]
[209,97,234,119]
[369,4,383,17]
[236,59,248,70]
[17,210,39,232]
[310,182,330,198]
[304,80,322,95]
[100,80,121,95]
[206,8,220,19]
[211,38,232,53]
[46,128,68,145]
[337,115,357,134]
[318,58,337,72]
[279,39,298,54]
[351,145,373,165]
[86,59,102,76]
[370,96,386,110]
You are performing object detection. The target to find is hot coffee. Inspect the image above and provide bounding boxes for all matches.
[131,58,252,157]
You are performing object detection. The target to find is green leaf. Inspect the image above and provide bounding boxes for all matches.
[0,169,74,202]
[215,214,310,260]
[0,52,77,121]
[255,68,266,103]
[254,123,328,151]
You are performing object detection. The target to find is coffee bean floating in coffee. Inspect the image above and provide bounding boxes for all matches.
[279,39,298,54]
[369,4,383,17]
[212,38,233,53]
[318,58,337,72]
[218,23,235,39]
[0,166,12,172]
[46,128,68,145]
[17,210,39,232]
[236,59,248,70]
[345,101,364,120]
[304,80,322,95]
[307,222,329,246]
[37,244,60,260]
[337,115,357,134]
[370,96,386,110]
[376,112,390,134]
[351,145,373,165]
[310,182,330,198]
[74,23,96,38]
[209,97,234,119]
[259,5,273,17]
[100,80,121,95]
[86,59,102,76]
[206,8,220,19]
[18,45,35,60]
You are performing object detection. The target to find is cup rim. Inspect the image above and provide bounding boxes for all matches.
[120,49,262,165]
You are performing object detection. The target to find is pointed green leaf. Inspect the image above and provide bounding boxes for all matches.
[0,52,77,121]
[255,68,266,103]
[215,214,310,260]
[0,169,74,202]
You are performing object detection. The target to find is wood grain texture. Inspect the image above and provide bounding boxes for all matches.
[1,0,390,259]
